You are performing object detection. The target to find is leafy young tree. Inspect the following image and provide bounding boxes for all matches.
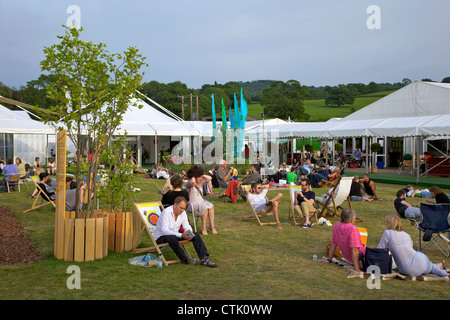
[40,26,147,217]
[261,80,310,121]
[98,136,135,213]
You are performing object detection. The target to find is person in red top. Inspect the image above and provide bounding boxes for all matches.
[321,208,366,272]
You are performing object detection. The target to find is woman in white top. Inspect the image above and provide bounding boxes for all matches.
[185,165,217,236]
[377,214,448,277]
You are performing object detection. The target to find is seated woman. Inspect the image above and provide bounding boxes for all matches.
[47,158,56,175]
[426,186,450,204]
[161,175,189,207]
[34,156,44,175]
[377,214,448,277]
[185,165,217,235]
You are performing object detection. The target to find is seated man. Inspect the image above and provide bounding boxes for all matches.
[394,189,422,220]
[243,182,283,229]
[286,170,297,185]
[308,164,329,188]
[301,159,314,175]
[65,181,87,211]
[1,159,19,190]
[362,174,379,200]
[293,178,317,228]
[217,160,233,190]
[152,196,217,267]
[44,177,56,200]
[321,208,366,273]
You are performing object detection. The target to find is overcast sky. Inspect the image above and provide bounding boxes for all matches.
[1,0,449,89]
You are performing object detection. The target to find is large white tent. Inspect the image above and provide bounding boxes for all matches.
[0,103,55,134]
[344,81,450,120]
[249,82,450,140]
[0,103,56,164]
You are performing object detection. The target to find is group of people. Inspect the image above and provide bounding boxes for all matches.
[156,165,219,268]
[320,209,448,277]
[160,165,217,236]
[316,177,450,277]
[394,185,450,220]
[0,156,57,191]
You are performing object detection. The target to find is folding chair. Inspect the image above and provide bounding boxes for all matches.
[5,174,20,193]
[23,177,56,213]
[396,162,403,175]
[217,182,228,198]
[288,185,318,226]
[413,203,450,257]
[240,185,278,227]
[133,201,192,266]
[187,202,201,232]
[319,167,344,188]
[315,177,357,220]
[19,169,32,189]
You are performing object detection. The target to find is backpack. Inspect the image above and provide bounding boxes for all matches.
[363,248,393,274]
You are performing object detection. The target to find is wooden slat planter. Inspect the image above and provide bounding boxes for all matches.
[103,210,140,253]
[63,211,109,262]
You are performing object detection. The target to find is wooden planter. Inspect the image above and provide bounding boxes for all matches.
[403,160,412,168]
[102,210,140,253]
[63,211,109,262]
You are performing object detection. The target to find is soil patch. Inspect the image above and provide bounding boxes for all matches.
[0,206,42,265]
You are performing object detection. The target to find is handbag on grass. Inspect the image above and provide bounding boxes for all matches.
[363,247,393,274]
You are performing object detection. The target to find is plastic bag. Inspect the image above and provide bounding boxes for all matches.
[128,253,157,267]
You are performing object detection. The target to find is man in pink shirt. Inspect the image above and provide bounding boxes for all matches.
[322,208,366,272]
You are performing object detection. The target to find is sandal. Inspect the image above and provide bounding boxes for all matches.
[209,227,218,234]
[201,229,208,236]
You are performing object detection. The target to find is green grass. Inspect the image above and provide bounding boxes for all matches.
[1,175,450,300]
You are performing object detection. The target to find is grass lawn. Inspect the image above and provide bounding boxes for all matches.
[1,174,450,300]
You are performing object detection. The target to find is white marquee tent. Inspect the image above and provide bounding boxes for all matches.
[245,82,450,140]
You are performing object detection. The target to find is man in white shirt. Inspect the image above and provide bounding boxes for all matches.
[243,182,283,229]
[154,196,217,267]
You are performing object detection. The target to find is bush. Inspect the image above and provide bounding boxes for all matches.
[403,153,413,160]
[371,142,382,153]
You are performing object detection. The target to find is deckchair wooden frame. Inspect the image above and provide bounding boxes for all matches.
[316,177,361,221]
[241,185,277,227]
[23,176,56,213]
[132,201,192,267]
[319,166,344,188]
[288,185,318,226]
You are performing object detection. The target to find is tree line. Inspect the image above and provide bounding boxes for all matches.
[1,76,449,122]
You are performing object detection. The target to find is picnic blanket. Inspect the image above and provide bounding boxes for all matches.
[327,256,450,282]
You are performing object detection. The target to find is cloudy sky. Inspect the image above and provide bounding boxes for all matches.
[1,0,449,89]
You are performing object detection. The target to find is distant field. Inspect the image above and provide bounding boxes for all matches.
[247,91,395,122]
